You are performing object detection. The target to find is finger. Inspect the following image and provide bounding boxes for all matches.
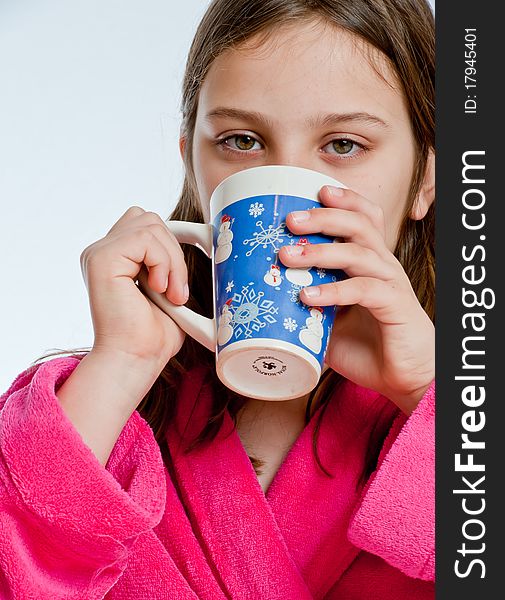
[300,276,414,325]
[107,212,189,304]
[278,240,398,280]
[111,228,188,305]
[109,213,185,272]
[285,206,388,258]
[319,186,386,239]
[142,227,189,305]
[107,208,170,237]
[142,222,190,304]
[106,205,146,235]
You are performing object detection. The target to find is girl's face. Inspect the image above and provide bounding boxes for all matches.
[188,20,433,250]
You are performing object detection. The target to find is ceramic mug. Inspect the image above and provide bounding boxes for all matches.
[138,165,347,400]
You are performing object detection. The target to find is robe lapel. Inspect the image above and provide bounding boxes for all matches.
[167,366,312,599]
[265,380,400,598]
[166,367,392,599]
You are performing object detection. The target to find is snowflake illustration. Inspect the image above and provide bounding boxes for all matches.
[283,317,298,332]
[243,221,293,257]
[286,284,303,304]
[316,268,326,279]
[229,283,278,339]
[248,202,265,217]
[225,281,234,293]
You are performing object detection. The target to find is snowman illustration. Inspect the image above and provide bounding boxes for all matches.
[299,306,325,354]
[263,263,283,287]
[285,239,313,286]
[217,299,234,346]
[215,215,234,264]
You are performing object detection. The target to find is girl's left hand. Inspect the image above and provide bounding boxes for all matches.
[278,185,434,415]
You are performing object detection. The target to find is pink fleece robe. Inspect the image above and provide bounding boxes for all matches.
[0,357,434,599]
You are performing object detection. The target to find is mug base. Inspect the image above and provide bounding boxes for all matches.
[216,338,321,401]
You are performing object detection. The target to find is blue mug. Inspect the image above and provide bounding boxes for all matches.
[139,165,347,400]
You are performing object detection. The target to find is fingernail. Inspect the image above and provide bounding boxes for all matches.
[183,283,189,300]
[325,185,345,197]
[285,245,303,256]
[290,210,310,223]
[303,285,321,298]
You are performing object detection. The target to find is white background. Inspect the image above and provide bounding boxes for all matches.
[0,0,435,391]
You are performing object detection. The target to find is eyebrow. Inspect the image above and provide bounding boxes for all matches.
[205,107,389,129]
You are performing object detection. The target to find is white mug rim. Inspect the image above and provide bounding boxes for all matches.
[209,165,347,218]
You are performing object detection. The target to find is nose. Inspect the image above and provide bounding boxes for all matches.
[267,154,317,172]
[266,142,320,173]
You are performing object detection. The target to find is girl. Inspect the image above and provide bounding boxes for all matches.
[0,0,435,598]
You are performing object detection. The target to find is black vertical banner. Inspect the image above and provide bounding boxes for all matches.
[436,2,502,597]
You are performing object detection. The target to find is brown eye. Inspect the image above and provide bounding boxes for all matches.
[332,139,355,154]
[234,135,256,151]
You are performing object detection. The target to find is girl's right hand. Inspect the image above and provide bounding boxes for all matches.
[80,206,188,373]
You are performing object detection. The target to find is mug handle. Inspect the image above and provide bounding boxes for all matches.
[136,220,216,351]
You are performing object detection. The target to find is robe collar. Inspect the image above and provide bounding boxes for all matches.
[166,365,388,598]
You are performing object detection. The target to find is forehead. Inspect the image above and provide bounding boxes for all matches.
[198,20,409,129]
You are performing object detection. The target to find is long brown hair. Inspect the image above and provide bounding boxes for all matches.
[39,0,435,485]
